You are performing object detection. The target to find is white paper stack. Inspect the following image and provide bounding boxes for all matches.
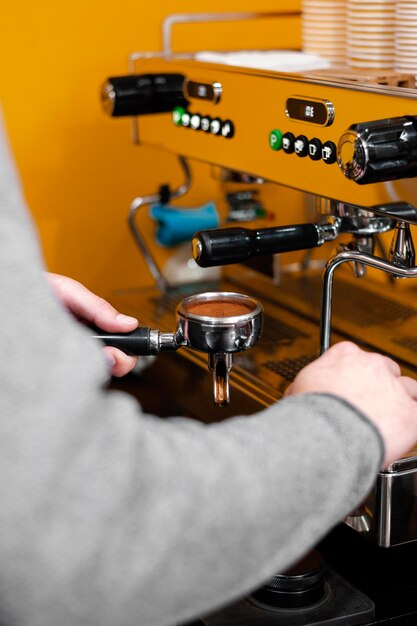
[194,50,331,72]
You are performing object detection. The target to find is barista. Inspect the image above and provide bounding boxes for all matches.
[1,114,417,626]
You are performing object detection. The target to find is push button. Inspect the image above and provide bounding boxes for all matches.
[282,132,295,154]
[190,113,201,130]
[221,120,235,139]
[294,135,309,157]
[172,106,187,126]
[200,116,211,132]
[308,138,322,161]
[269,129,283,150]
[181,112,191,128]
[322,141,337,164]
[210,118,222,135]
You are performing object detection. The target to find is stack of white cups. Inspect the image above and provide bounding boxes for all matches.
[394,2,417,83]
[301,0,347,68]
[346,0,395,71]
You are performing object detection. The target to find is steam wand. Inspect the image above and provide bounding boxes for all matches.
[320,224,417,354]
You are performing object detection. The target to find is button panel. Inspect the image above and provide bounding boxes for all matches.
[269,128,337,165]
[172,107,235,138]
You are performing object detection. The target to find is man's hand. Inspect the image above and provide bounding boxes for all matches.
[47,273,139,377]
[285,341,417,468]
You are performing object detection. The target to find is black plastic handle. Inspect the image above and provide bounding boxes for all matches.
[101,73,188,117]
[91,327,152,356]
[192,224,321,267]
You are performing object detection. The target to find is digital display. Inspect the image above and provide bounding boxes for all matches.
[185,80,222,104]
[286,97,334,126]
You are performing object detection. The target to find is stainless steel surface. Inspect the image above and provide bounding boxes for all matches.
[209,352,232,407]
[390,221,416,269]
[315,222,340,245]
[371,464,417,547]
[327,203,395,236]
[176,291,263,406]
[176,291,263,353]
[155,331,177,352]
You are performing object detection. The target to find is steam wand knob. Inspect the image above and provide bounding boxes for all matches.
[338,116,417,184]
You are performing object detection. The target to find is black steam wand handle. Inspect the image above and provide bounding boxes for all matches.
[91,327,154,356]
[192,224,324,267]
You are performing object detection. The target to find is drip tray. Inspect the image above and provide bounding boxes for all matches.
[189,569,374,626]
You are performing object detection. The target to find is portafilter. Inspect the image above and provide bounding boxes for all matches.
[92,292,263,406]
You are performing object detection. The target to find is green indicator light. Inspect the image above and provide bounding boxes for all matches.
[269,129,283,151]
[172,106,186,126]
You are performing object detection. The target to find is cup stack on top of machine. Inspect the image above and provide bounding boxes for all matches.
[394,2,417,84]
[301,0,347,68]
[346,0,395,70]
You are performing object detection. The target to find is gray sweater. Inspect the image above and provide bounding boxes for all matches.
[0,117,383,626]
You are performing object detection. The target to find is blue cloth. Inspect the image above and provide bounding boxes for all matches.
[150,201,219,247]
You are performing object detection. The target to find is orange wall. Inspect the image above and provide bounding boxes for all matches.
[0,1,301,297]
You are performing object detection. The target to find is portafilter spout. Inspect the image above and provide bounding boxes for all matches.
[91,291,263,406]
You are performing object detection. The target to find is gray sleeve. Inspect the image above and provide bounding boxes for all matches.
[0,115,384,626]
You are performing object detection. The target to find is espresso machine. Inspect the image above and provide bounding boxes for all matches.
[100,11,417,625]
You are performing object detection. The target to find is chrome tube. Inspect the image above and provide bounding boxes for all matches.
[320,250,417,354]
[128,156,192,292]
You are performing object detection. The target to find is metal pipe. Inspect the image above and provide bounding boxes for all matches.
[320,250,417,354]
[128,156,192,291]
[161,12,296,57]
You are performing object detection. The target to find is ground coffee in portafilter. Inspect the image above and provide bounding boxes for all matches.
[186,300,254,318]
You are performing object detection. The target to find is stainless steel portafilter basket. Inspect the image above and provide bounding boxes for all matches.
[176,292,263,405]
[92,291,263,406]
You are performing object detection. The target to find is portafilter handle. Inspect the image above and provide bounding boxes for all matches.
[192,223,338,267]
[90,327,178,355]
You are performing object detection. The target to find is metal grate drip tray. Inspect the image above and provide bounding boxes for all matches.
[263,355,316,382]
[278,275,417,326]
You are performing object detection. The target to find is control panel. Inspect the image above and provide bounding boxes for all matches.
[269,130,337,164]
[172,106,235,138]
[101,59,417,208]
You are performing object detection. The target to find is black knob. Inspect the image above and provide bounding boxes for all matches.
[101,73,188,117]
[250,549,326,609]
[338,116,417,184]
[192,224,322,267]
